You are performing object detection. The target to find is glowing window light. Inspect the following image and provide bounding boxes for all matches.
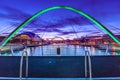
[0,6,120,48]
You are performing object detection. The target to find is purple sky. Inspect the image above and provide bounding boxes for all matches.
[0,0,120,39]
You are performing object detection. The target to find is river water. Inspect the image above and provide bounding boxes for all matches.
[1,44,119,56]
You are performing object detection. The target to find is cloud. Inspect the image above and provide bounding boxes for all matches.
[0,6,31,22]
[22,16,98,36]
[0,6,101,36]
[57,31,80,36]
[33,28,63,33]
[29,16,91,29]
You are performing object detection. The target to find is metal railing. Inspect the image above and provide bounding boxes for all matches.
[84,50,92,80]
[19,46,28,80]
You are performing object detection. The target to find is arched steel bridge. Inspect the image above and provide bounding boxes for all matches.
[51,37,65,41]
[0,6,120,48]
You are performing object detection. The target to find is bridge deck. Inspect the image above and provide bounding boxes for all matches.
[0,56,120,78]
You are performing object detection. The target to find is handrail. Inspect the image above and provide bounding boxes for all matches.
[84,50,92,80]
[19,46,28,80]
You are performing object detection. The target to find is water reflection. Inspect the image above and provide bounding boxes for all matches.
[91,46,95,55]
[1,45,120,56]
[112,46,116,56]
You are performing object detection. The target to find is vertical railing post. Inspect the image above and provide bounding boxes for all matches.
[84,50,92,80]
[85,50,87,77]
[19,45,28,80]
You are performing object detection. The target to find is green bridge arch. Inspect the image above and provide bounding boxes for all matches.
[0,6,120,48]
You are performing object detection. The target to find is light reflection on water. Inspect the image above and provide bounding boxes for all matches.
[1,44,120,56]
